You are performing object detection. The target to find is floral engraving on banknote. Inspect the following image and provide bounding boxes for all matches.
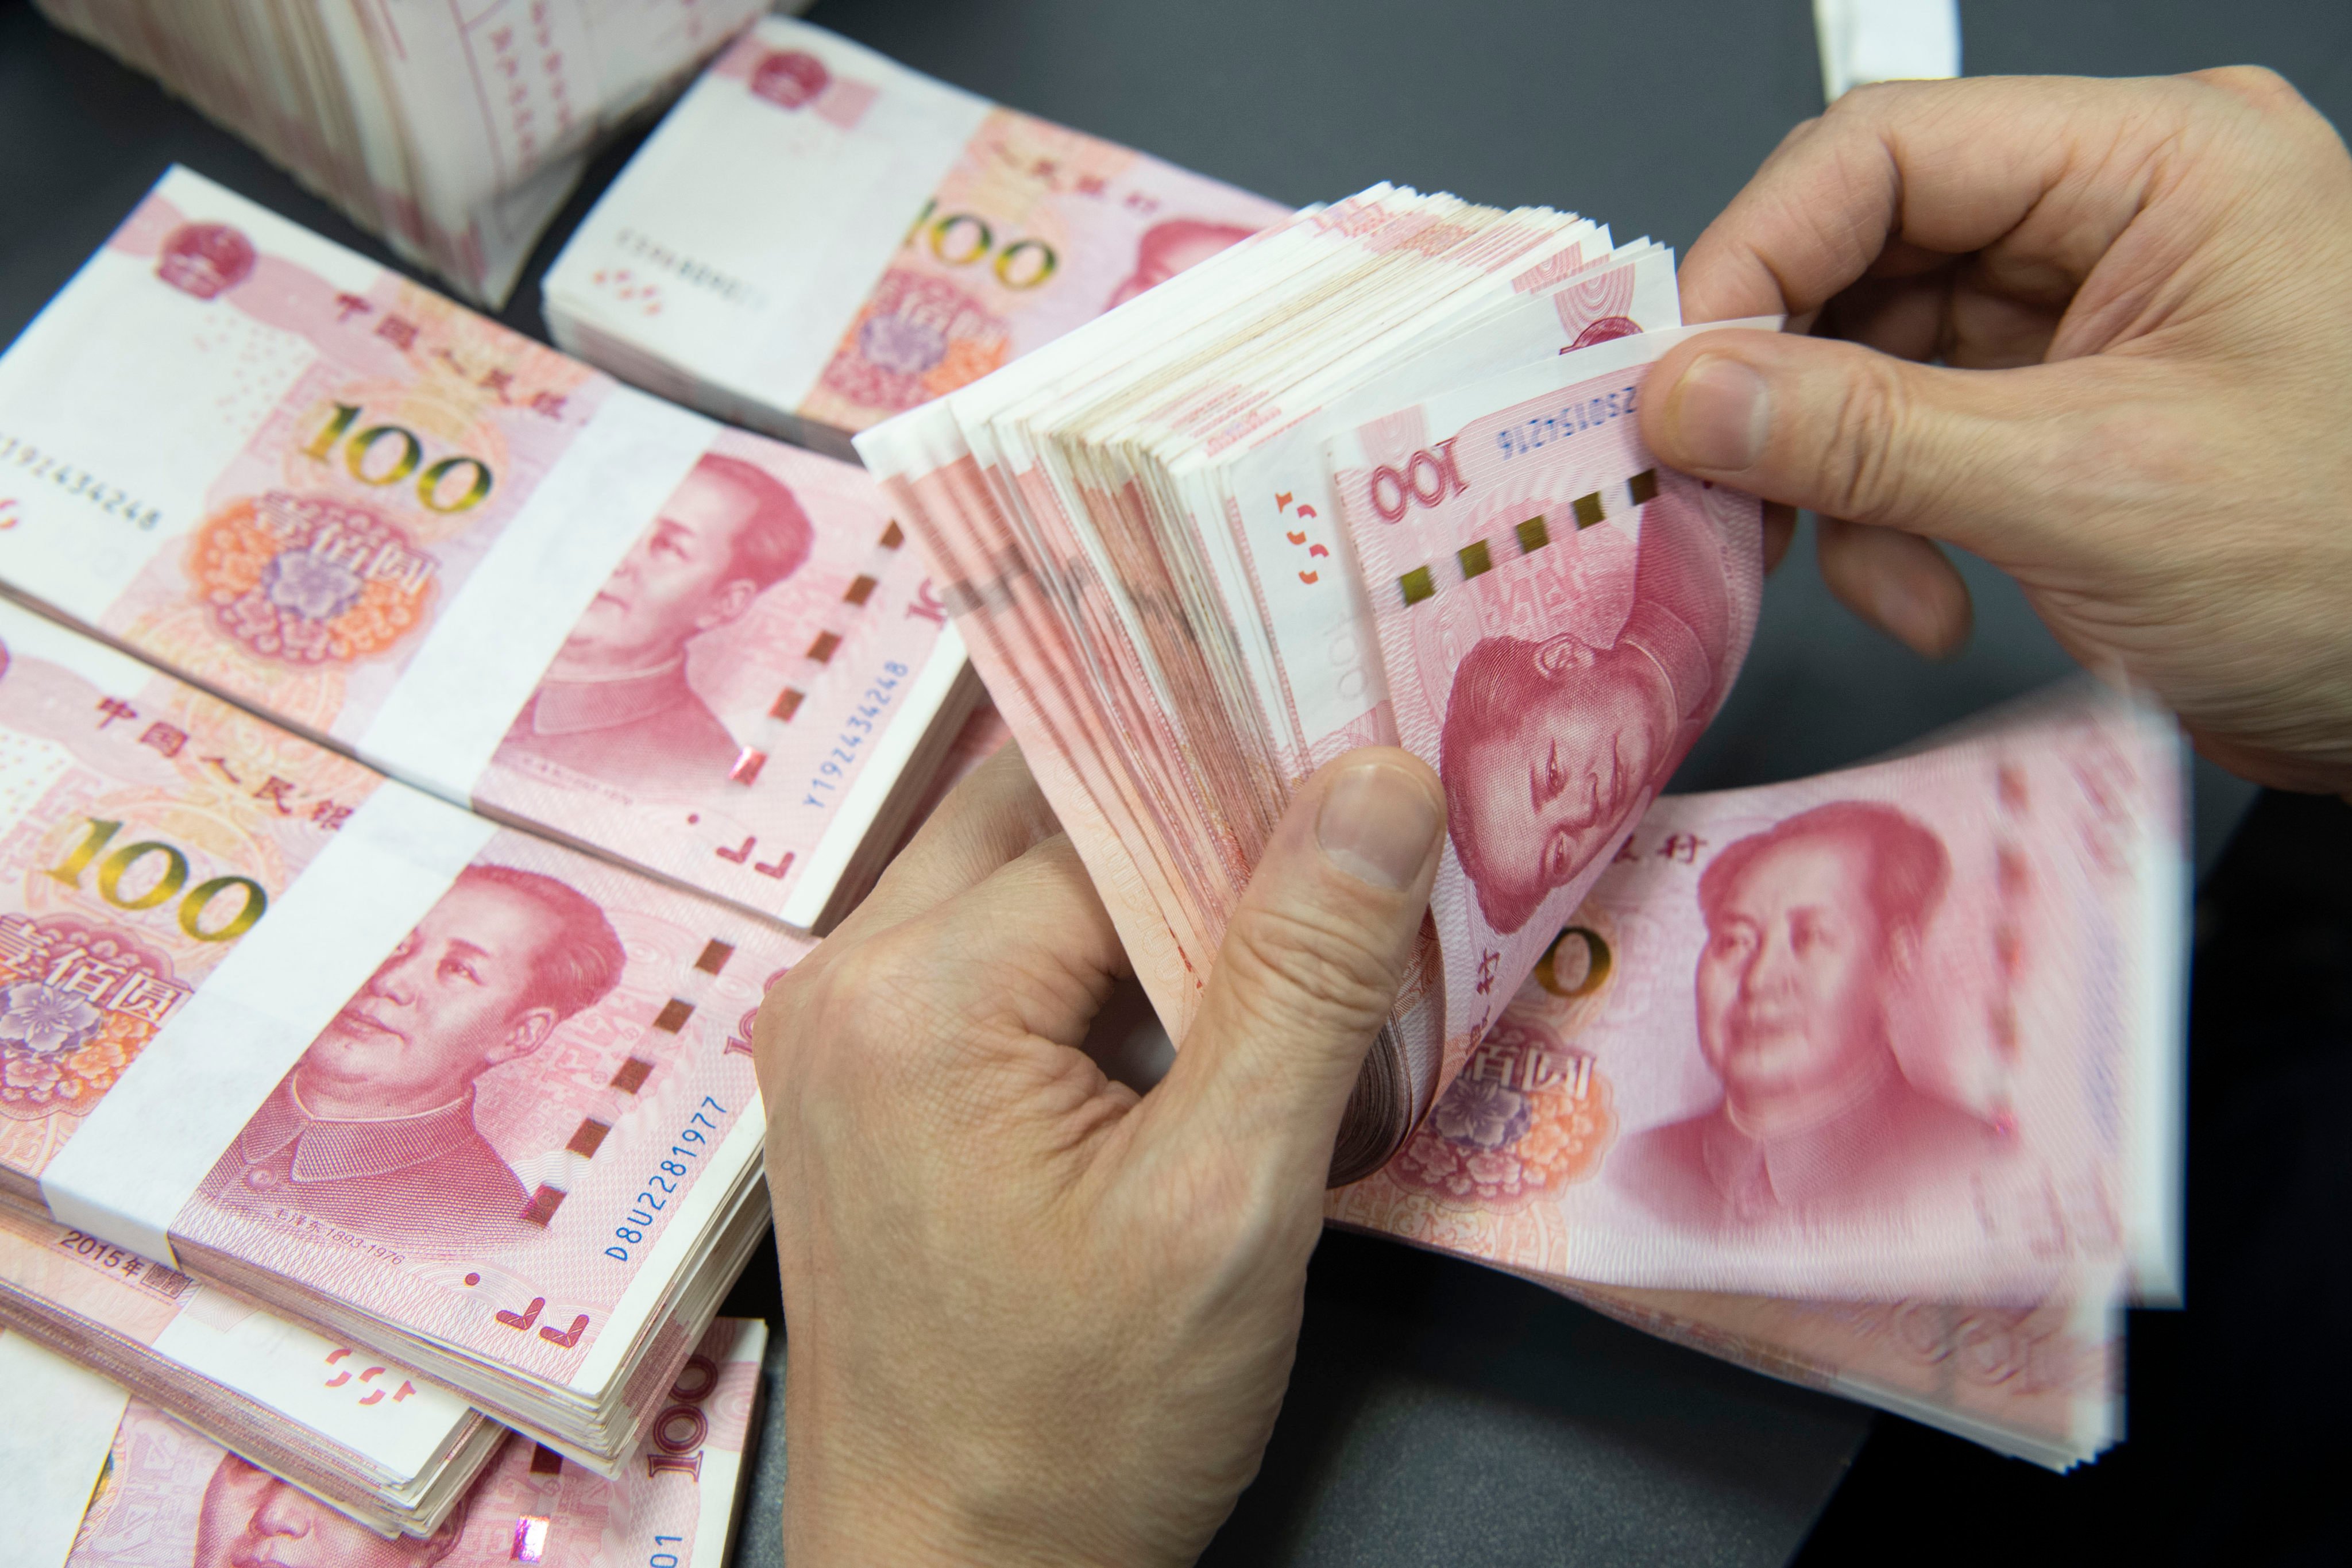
[188,493,439,666]
[1388,1004,1617,1209]
[0,916,187,1118]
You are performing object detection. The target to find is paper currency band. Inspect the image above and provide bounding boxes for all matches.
[38,785,500,1267]
[1397,468,1658,608]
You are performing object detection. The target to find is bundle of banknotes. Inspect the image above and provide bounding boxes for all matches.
[543,14,1296,458]
[0,592,802,1484]
[0,166,979,938]
[1,1316,763,1567]
[31,0,793,308]
[858,186,2187,1466]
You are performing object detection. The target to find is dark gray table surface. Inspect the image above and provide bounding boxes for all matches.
[4,1,2345,1562]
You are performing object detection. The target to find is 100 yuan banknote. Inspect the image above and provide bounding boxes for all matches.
[0,597,808,1416]
[0,1194,496,1535]
[544,15,1293,453]
[0,167,964,933]
[1326,322,1769,1091]
[1330,685,2185,1300]
[48,1319,764,1568]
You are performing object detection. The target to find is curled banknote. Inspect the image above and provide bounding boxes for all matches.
[1331,684,2187,1303]
[0,167,969,935]
[545,15,1293,455]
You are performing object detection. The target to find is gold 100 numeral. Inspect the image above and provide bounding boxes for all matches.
[902,199,1059,289]
[303,403,494,513]
[45,819,268,943]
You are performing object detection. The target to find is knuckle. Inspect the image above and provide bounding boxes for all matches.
[1818,354,1914,522]
[1218,899,1401,1041]
[2196,64,2300,114]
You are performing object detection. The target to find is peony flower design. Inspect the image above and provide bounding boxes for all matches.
[0,980,104,1056]
[1431,1077,1531,1150]
[860,312,948,376]
[262,549,365,623]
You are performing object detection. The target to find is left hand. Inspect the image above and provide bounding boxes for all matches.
[753,740,1443,1566]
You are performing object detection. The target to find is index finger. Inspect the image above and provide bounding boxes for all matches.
[1679,74,2212,325]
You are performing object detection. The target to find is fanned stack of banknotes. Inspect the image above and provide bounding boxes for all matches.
[0,10,2186,1559]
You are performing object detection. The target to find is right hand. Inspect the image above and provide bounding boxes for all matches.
[1637,69,2352,793]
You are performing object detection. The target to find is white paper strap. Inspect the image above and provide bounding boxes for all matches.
[40,783,498,1266]
[0,1328,130,1568]
[357,385,720,798]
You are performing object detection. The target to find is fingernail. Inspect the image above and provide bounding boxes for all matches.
[1318,763,1440,891]
[1667,354,1770,470]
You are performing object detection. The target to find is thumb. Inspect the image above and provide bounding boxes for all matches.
[1149,750,1443,1191]
[1640,326,2095,550]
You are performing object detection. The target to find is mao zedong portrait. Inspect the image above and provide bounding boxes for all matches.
[1615,801,2000,1227]
[498,452,814,794]
[198,865,626,1250]
[196,1450,468,1567]
[1440,488,1732,935]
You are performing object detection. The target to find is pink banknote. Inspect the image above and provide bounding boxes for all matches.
[0,602,383,1198]
[0,168,955,932]
[1329,686,2184,1300]
[544,16,1293,450]
[1328,325,1766,1092]
[0,1202,495,1536]
[0,596,808,1403]
[164,817,800,1386]
[64,1317,763,1565]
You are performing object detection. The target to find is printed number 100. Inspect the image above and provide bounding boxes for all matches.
[304,403,494,513]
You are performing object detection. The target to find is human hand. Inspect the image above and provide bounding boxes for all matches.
[753,742,1443,1566]
[1637,69,2352,792]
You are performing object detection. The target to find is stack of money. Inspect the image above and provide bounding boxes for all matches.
[860,186,1702,1176]
[860,187,2185,1466]
[543,15,1295,458]
[1,1316,764,1568]
[0,595,805,1480]
[30,0,784,307]
[1338,685,2180,1467]
[0,1206,501,1536]
[0,167,977,939]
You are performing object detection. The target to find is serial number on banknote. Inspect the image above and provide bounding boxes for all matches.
[1494,384,1640,459]
[0,431,163,529]
[606,1096,730,1262]
[800,661,910,808]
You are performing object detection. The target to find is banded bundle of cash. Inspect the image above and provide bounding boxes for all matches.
[0,596,802,1476]
[1,1318,763,1567]
[544,15,1295,458]
[0,168,978,937]
[0,1205,499,1535]
[31,0,781,308]
[862,182,2187,1465]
